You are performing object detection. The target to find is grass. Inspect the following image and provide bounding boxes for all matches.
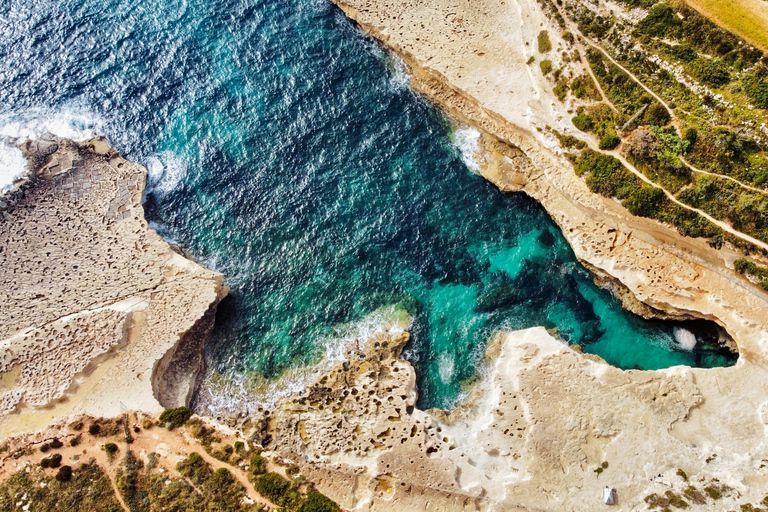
[684,0,768,51]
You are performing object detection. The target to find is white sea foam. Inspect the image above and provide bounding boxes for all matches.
[0,108,101,142]
[0,140,28,195]
[145,151,188,195]
[388,54,410,91]
[196,305,413,416]
[0,108,103,195]
[673,327,697,351]
[437,353,455,384]
[451,127,482,173]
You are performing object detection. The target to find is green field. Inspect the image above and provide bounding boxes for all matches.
[684,0,768,51]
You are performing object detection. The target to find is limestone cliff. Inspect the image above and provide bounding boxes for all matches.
[0,136,227,436]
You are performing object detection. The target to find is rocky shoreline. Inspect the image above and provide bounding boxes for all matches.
[0,136,227,436]
[3,0,768,508]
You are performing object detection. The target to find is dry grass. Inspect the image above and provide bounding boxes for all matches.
[684,0,768,51]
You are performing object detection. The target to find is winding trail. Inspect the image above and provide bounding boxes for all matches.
[583,38,768,196]
[578,136,768,252]
[546,7,768,249]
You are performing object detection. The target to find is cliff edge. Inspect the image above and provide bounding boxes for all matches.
[0,136,227,436]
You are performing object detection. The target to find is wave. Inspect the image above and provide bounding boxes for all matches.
[672,327,697,351]
[0,139,28,195]
[0,108,102,143]
[451,126,482,173]
[144,151,188,196]
[194,305,412,417]
[0,108,104,195]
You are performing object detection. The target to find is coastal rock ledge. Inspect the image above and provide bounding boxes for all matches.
[0,136,227,435]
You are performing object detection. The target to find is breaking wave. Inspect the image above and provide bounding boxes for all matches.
[451,126,482,173]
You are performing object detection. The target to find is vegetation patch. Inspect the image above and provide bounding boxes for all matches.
[159,406,193,430]
[538,30,552,53]
[0,460,121,511]
[735,258,768,290]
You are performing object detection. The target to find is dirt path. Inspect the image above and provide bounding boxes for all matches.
[583,38,768,196]
[147,426,277,510]
[576,133,768,251]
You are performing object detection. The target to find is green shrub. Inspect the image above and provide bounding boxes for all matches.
[683,128,698,145]
[599,134,621,150]
[538,30,552,53]
[563,31,574,45]
[159,406,193,430]
[88,424,101,436]
[70,434,81,447]
[41,453,62,469]
[692,59,731,87]
[623,186,665,218]
[570,74,599,99]
[637,4,679,37]
[554,78,569,101]
[104,443,118,457]
[540,60,553,75]
[55,465,73,482]
[572,114,594,132]
[249,453,267,475]
[645,104,671,126]
[526,56,535,65]
[575,150,638,198]
[254,472,290,503]
[300,491,341,512]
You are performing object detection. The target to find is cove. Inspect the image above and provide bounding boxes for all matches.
[0,0,736,412]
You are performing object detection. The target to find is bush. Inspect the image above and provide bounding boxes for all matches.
[41,453,62,469]
[249,453,267,475]
[104,443,118,457]
[645,104,671,126]
[623,186,665,218]
[538,30,552,53]
[540,60,553,75]
[158,406,193,430]
[300,491,341,512]
[637,4,679,37]
[88,424,101,436]
[254,472,290,503]
[69,434,81,447]
[572,114,594,132]
[692,59,731,87]
[575,150,638,199]
[50,439,63,449]
[599,134,621,150]
[683,128,698,145]
[55,465,73,482]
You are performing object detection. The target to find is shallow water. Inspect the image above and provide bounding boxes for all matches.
[0,0,736,412]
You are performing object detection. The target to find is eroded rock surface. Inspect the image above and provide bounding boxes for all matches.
[0,137,227,434]
[246,325,768,511]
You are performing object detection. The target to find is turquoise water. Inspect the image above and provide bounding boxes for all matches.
[0,0,735,412]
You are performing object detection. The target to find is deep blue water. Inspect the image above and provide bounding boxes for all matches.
[0,0,736,412]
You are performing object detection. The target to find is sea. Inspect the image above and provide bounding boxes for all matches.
[0,0,736,413]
